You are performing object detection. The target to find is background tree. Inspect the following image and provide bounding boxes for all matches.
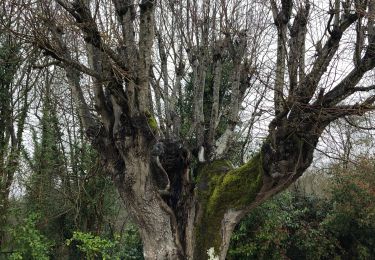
[0,2,141,258]
[2,0,375,259]
[17,67,128,258]
[0,2,37,246]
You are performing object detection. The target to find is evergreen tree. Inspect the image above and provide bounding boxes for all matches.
[0,29,22,248]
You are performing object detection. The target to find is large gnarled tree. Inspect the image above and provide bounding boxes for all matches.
[7,0,375,258]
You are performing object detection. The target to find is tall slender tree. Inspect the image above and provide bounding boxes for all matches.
[0,3,35,246]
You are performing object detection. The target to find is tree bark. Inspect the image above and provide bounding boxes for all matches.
[114,126,319,259]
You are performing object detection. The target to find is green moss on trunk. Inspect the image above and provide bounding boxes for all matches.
[195,153,263,259]
[144,111,158,132]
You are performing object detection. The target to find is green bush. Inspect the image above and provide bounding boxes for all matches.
[228,158,375,259]
[66,225,144,260]
[8,213,53,260]
[66,231,116,260]
[323,159,375,259]
[228,191,338,260]
[117,225,144,259]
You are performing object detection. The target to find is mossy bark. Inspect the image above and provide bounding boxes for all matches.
[144,111,159,133]
[194,153,264,259]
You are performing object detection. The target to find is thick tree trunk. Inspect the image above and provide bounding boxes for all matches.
[112,141,185,259]
[120,152,182,259]
[103,123,319,260]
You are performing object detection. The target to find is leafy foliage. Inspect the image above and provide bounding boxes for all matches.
[228,191,337,260]
[66,231,116,260]
[8,213,53,260]
[228,158,375,259]
[116,225,144,260]
[323,159,375,259]
[66,226,144,260]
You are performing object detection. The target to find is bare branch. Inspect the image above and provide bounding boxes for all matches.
[321,60,375,107]
[272,0,292,116]
[288,3,309,95]
[55,0,131,74]
[293,13,358,105]
[112,0,138,71]
[137,0,155,112]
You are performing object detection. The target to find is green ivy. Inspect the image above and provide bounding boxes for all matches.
[8,213,53,260]
[66,231,116,260]
[66,226,144,260]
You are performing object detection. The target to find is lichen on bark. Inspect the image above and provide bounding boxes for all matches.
[194,153,264,258]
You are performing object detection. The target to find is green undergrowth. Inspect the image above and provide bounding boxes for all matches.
[195,153,264,258]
